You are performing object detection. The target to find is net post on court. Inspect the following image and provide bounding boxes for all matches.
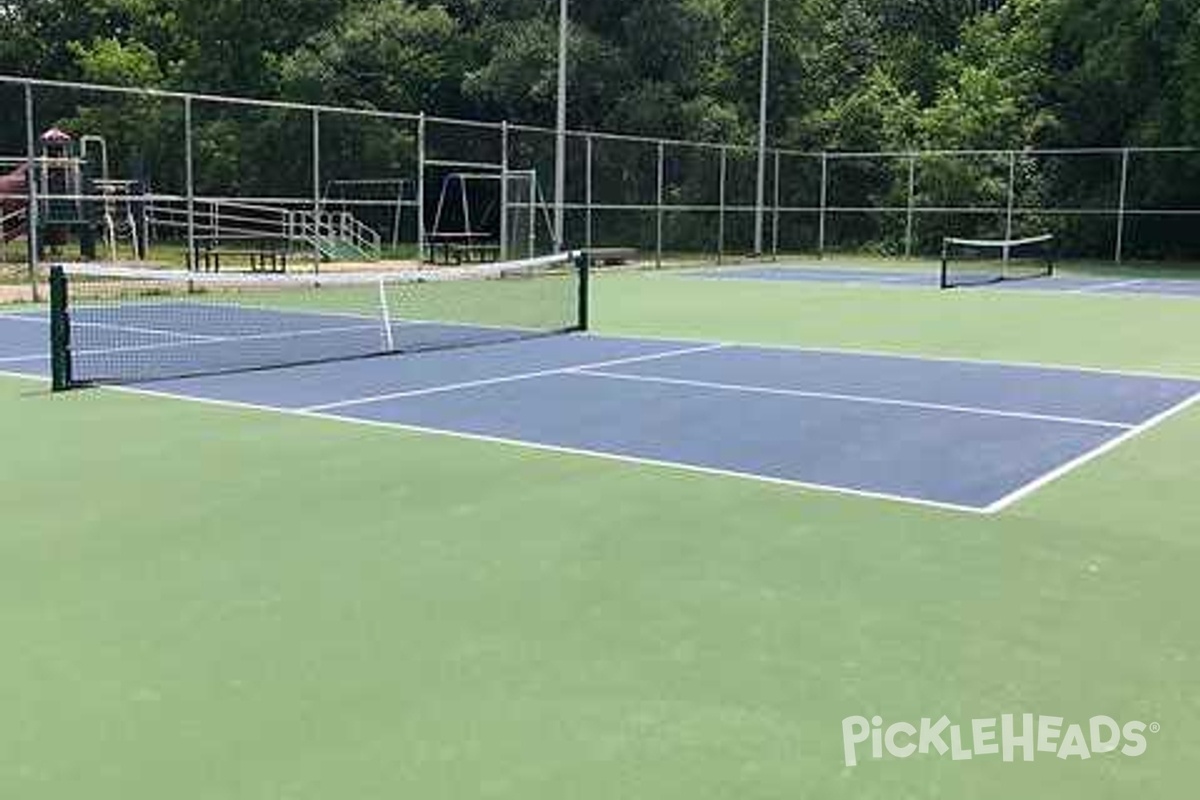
[576,250,590,332]
[49,265,73,392]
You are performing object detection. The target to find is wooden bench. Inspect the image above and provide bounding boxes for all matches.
[427,233,499,266]
[193,245,289,274]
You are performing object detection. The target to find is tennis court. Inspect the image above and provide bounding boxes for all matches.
[689,263,1200,298]
[4,282,1197,513]
[5,254,1200,800]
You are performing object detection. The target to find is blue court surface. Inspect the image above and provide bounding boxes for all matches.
[3,308,1198,514]
[686,263,1200,297]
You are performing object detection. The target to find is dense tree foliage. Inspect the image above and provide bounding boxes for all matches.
[2,0,1197,149]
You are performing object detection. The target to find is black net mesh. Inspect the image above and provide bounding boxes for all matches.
[53,253,581,386]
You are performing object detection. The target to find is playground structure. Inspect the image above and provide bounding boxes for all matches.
[428,169,556,264]
[0,128,148,263]
[0,164,27,260]
[322,178,413,252]
[0,127,388,271]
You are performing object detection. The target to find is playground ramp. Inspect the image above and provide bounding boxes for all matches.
[144,198,384,263]
[0,164,28,243]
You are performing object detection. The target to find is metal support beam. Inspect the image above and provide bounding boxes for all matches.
[904,156,917,258]
[417,113,426,262]
[585,135,594,253]
[311,108,321,274]
[1116,148,1130,263]
[554,0,568,251]
[500,121,509,261]
[656,140,664,269]
[772,149,781,260]
[185,97,196,271]
[753,0,771,255]
[718,146,727,264]
[1005,150,1017,243]
[24,82,39,302]
[818,152,828,258]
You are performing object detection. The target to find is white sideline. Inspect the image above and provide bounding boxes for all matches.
[5,334,1200,515]
[983,389,1200,513]
[1074,278,1146,294]
[596,330,1200,383]
[0,367,985,516]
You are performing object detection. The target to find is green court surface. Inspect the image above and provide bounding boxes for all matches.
[2,271,1199,799]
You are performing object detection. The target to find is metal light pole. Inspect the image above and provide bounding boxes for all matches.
[753,0,771,256]
[554,0,568,252]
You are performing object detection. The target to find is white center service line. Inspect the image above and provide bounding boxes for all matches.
[303,343,728,412]
[571,369,1137,430]
[1074,279,1147,294]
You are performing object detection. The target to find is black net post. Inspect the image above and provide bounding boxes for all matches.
[576,251,591,331]
[49,266,73,391]
[939,239,951,290]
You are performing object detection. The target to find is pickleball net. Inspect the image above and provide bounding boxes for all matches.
[940,234,1056,289]
[49,252,587,389]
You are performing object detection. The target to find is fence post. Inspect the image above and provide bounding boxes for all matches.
[184,96,195,271]
[585,135,594,254]
[1005,150,1017,243]
[718,146,727,265]
[416,113,426,263]
[656,140,664,269]
[500,121,509,261]
[311,108,321,275]
[24,81,40,302]
[818,152,828,258]
[1115,148,1130,264]
[772,149,781,261]
[904,155,917,258]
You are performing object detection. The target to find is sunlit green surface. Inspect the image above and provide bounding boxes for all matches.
[2,271,1198,799]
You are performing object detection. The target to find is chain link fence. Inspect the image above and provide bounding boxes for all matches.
[2,74,1198,300]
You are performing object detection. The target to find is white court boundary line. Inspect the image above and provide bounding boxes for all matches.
[1074,278,1147,294]
[573,369,1135,430]
[984,389,1200,513]
[590,330,1200,383]
[683,266,931,285]
[0,366,983,515]
[4,336,1200,515]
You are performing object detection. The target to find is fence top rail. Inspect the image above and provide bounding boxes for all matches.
[0,74,419,122]
[3,74,1197,161]
[509,121,758,153]
[424,114,505,131]
[800,146,1200,160]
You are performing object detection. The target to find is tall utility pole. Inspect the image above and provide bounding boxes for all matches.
[554,0,568,252]
[753,0,771,256]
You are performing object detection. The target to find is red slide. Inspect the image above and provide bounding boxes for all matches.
[0,163,29,242]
